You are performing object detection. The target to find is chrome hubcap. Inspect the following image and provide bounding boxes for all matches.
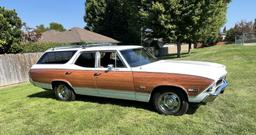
[158,92,181,114]
[56,85,69,100]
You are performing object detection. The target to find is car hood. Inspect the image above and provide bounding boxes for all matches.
[132,60,227,81]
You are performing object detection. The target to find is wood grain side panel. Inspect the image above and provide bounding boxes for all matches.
[133,72,214,96]
[66,70,95,88]
[95,71,134,91]
[30,69,213,97]
[30,69,96,88]
[30,69,67,84]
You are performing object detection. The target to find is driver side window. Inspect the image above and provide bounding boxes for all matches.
[99,51,126,68]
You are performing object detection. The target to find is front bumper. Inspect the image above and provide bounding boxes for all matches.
[202,80,228,102]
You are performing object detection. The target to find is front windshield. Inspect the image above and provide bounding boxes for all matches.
[120,48,158,67]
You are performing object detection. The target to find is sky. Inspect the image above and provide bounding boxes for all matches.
[0,0,255,30]
[0,0,86,29]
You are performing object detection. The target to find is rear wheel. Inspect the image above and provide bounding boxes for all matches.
[54,83,75,101]
[153,90,189,115]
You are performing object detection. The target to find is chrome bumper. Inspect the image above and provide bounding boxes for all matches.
[202,80,228,103]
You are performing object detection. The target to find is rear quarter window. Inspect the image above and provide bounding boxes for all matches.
[37,51,77,64]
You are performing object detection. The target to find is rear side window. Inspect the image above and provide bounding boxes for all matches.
[75,52,95,68]
[37,51,77,64]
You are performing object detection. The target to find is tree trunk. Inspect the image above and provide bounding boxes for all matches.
[176,42,181,58]
[188,41,192,54]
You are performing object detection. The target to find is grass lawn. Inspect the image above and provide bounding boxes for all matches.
[0,45,256,135]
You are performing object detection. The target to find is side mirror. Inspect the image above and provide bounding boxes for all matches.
[107,64,114,72]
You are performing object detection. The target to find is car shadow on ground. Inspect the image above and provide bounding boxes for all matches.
[28,90,201,115]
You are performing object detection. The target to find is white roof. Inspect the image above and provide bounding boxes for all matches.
[46,45,142,52]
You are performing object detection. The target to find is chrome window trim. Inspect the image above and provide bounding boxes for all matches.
[94,50,130,70]
[72,51,97,68]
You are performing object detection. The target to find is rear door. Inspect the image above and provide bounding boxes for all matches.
[66,51,98,95]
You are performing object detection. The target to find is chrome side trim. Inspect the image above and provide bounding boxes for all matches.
[188,92,210,103]
[30,79,52,90]
[135,92,151,102]
[30,81,151,102]
[74,87,99,95]
[74,87,150,102]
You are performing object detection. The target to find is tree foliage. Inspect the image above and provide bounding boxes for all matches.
[225,28,235,42]
[85,0,141,44]
[197,0,228,45]
[49,22,65,32]
[35,24,48,34]
[21,23,40,42]
[233,20,254,35]
[225,20,255,42]
[140,0,229,57]
[85,0,230,57]
[223,26,227,33]
[254,19,256,33]
[34,22,65,35]
[0,7,22,54]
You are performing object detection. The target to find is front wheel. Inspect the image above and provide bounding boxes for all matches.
[54,83,75,101]
[153,91,189,115]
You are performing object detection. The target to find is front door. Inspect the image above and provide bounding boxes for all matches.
[94,51,135,100]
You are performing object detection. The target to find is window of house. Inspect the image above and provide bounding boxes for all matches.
[37,51,77,64]
[99,51,125,68]
[75,52,95,68]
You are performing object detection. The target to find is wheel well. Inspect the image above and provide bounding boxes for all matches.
[51,81,73,90]
[150,86,188,102]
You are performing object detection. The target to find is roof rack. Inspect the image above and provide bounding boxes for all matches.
[50,43,116,51]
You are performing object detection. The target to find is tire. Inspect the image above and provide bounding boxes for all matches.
[152,90,189,115]
[53,83,76,101]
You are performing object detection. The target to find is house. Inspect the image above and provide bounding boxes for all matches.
[39,27,119,44]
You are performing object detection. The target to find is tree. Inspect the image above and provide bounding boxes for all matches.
[254,19,256,32]
[34,22,65,34]
[49,22,65,32]
[225,20,255,43]
[85,0,141,44]
[194,0,229,46]
[223,26,227,33]
[85,0,230,57]
[141,0,229,57]
[225,28,235,42]
[22,23,40,42]
[85,0,107,32]
[35,24,48,34]
[234,20,254,35]
[0,7,22,54]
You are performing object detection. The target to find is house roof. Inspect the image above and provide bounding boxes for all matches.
[39,27,119,44]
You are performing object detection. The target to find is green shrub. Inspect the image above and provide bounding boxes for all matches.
[19,41,98,53]
[20,42,68,53]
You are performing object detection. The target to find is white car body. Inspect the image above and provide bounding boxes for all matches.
[30,45,228,104]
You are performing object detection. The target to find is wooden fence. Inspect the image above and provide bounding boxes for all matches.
[0,53,42,86]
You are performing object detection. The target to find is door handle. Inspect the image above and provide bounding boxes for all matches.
[65,72,72,75]
[94,72,102,76]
